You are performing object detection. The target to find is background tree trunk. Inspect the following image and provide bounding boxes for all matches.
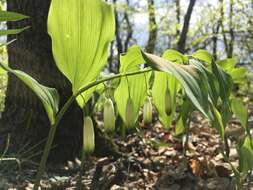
[0,0,84,162]
[146,0,157,53]
[177,0,196,53]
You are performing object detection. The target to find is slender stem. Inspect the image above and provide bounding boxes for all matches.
[77,153,86,190]
[183,119,190,156]
[34,95,76,190]
[33,69,152,190]
[75,69,152,97]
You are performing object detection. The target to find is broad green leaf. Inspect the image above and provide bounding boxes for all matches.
[48,0,115,105]
[0,26,30,36]
[152,72,178,128]
[0,10,29,22]
[229,67,248,84]
[237,136,253,173]
[217,58,248,84]
[0,63,59,125]
[152,50,181,128]
[142,51,210,119]
[163,49,188,64]
[217,58,237,71]
[114,46,150,128]
[231,98,248,129]
[192,49,212,65]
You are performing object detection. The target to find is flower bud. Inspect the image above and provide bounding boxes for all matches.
[165,88,172,116]
[143,96,152,125]
[125,98,135,129]
[103,98,115,133]
[83,116,95,155]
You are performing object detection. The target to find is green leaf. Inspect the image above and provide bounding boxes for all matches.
[163,49,188,64]
[151,51,180,128]
[231,98,248,129]
[0,10,29,36]
[211,59,233,109]
[114,46,150,128]
[142,51,210,119]
[211,105,225,140]
[217,58,237,71]
[0,26,30,36]
[217,58,248,84]
[0,10,29,22]
[192,49,212,65]
[175,99,191,136]
[229,67,248,84]
[0,63,59,125]
[48,0,115,102]
[237,136,253,173]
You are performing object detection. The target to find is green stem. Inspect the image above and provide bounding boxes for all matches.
[34,95,76,190]
[33,69,152,190]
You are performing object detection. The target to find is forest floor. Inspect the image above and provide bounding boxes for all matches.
[0,104,253,190]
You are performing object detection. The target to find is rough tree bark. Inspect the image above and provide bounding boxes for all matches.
[0,0,116,162]
[146,0,158,53]
[177,0,196,53]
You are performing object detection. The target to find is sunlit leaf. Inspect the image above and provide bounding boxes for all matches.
[48,0,115,107]
[211,105,225,139]
[151,50,181,128]
[192,49,212,65]
[114,46,151,129]
[217,58,248,84]
[0,10,29,36]
[231,98,248,129]
[217,58,237,71]
[229,67,248,84]
[237,136,253,173]
[0,10,29,22]
[0,26,30,36]
[163,49,188,64]
[142,51,210,118]
[0,63,59,125]
[211,59,233,108]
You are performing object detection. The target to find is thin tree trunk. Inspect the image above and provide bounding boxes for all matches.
[145,0,158,53]
[123,0,133,52]
[176,0,180,36]
[228,0,234,58]
[212,3,223,61]
[177,0,196,53]
[113,0,123,72]
[220,0,229,57]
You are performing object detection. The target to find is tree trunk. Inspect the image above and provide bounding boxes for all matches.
[177,0,196,53]
[146,0,158,53]
[176,0,180,36]
[0,0,83,162]
[228,0,234,58]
